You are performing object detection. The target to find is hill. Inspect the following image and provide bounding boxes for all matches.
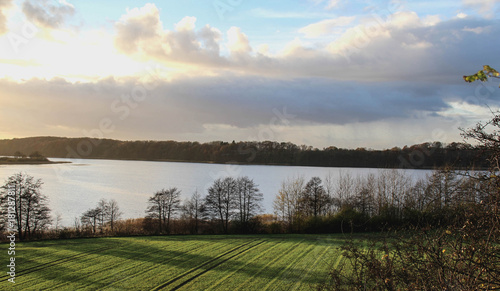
[0,136,487,169]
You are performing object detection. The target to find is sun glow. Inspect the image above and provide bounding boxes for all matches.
[0,28,150,82]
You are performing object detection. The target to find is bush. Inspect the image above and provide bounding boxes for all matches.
[332,207,370,233]
[319,190,500,290]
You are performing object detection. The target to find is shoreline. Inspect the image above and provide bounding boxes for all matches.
[0,157,72,165]
[40,156,485,171]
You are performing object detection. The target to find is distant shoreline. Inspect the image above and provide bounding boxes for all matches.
[0,136,489,170]
[0,157,71,165]
[39,156,484,171]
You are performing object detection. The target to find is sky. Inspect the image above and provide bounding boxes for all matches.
[1,0,500,149]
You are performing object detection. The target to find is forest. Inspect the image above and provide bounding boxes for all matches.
[0,136,489,169]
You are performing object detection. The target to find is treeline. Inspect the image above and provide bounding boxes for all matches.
[1,167,490,240]
[0,172,267,240]
[272,169,491,233]
[0,151,49,164]
[74,176,264,237]
[0,136,489,169]
[72,168,495,237]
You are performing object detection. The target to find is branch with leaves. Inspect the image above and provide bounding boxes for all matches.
[463,65,500,87]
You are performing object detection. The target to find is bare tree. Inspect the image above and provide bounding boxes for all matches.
[236,177,263,229]
[146,191,165,233]
[182,189,202,234]
[163,188,181,233]
[54,212,62,231]
[273,175,305,232]
[372,170,412,218]
[324,171,336,214]
[204,177,238,233]
[353,174,375,217]
[80,199,121,234]
[81,208,101,234]
[145,188,181,233]
[334,171,355,211]
[73,217,81,233]
[0,172,51,240]
[107,199,122,233]
[97,199,108,233]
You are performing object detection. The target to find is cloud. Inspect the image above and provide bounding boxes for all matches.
[249,8,332,19]
[0,58,41,66]
[2,63,499,148]
[324,14,500,82]
[114,3,163,55]
[114,4,225,68]
[227,27,252,54]
[0,75,474,141]
[0,0,13,35]
[2,3,500,149]
[113,5,500,85]
[463,0,500,18]
[325,0,342,10]
[22,0,75,29]
[299,16,356,38]
[175,16,196,31]
[310,0,342,10]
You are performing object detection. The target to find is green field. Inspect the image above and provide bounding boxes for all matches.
[0,234,348,290]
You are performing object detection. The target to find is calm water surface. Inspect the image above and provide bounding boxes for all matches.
[0,158,432,226]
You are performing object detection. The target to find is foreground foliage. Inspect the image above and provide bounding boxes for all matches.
[319,68,500,290]
[319,202,499,290]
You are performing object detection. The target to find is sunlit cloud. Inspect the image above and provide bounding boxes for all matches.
[0,1,499,149]
[227,26,252,54]
[298,16,355,38]
[114,5,227,73]
[0,0,13,35]
[0,58,40,66]
[0,28,147,81]
[112,5,500,84]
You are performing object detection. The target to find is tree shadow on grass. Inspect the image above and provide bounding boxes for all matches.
[0,235,346,290]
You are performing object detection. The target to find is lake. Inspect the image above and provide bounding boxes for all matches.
[0,158,432,227]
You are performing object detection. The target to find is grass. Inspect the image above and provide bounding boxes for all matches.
[0,234,349,290]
